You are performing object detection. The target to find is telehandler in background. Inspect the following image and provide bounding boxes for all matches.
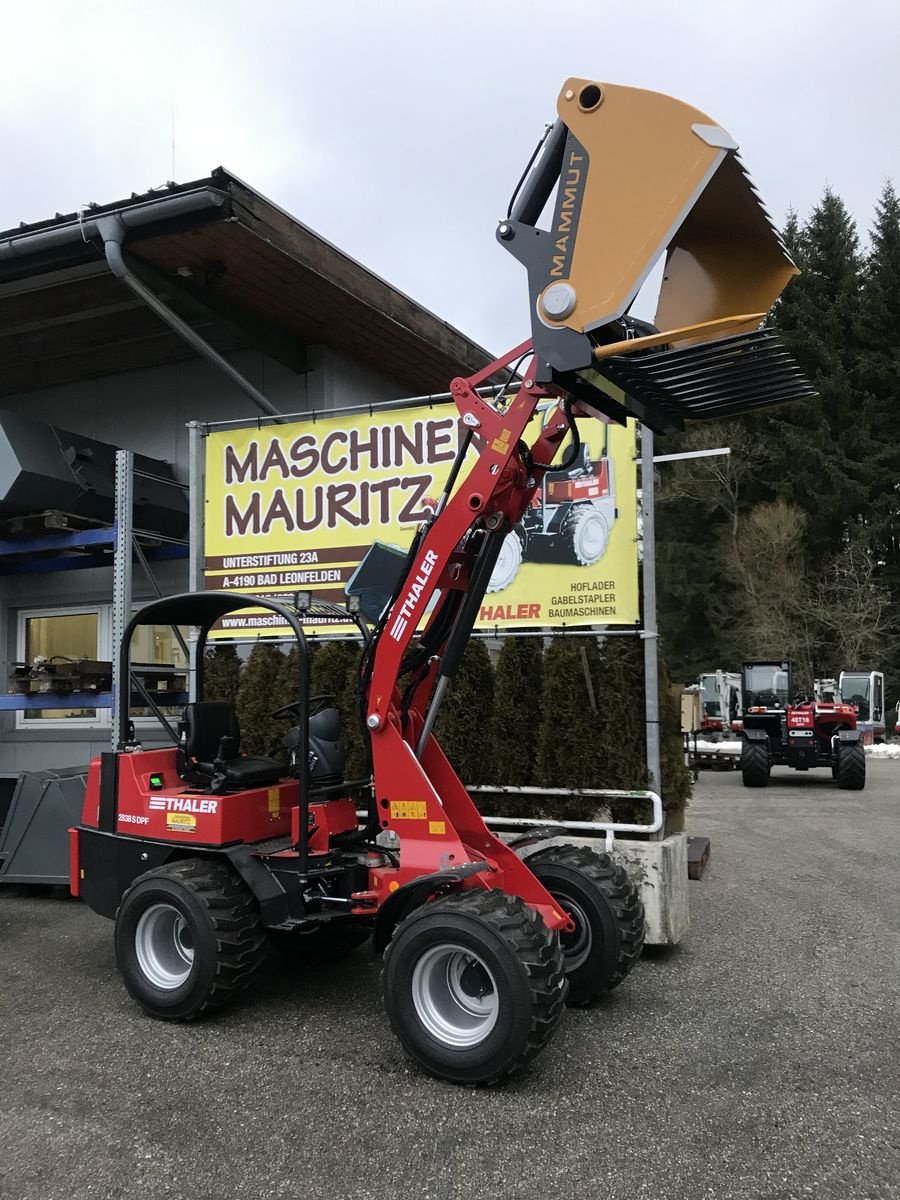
[71,78,813,1084]
[741,660,865,789]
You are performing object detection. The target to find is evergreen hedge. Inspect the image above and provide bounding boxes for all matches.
[433,638,495,786]
[216,629,688,832]
[310,640,366,777]
[489,637,544,792]
[202,644,242,708]
[236,642,288,755]
[534,637,607,810]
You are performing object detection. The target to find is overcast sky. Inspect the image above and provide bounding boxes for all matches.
[2,0,898,356]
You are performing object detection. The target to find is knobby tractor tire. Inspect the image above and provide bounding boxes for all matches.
[381,888,567,1086]
[836,741,866,791]
[114,858,267,1021]
[525,843,645,1005]
[741,739,770,788]
[268,918,372,964]
[560,505,609,567]
[486,525,526,594]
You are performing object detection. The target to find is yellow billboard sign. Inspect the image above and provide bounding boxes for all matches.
[204,401,638,636]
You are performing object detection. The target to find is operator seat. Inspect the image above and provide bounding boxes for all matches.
[283,705,347,788]
[176,701,284,793]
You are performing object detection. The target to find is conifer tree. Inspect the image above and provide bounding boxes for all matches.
[340,660,369,780]
[311,639,366,776]
[310,639,359,705]
[535,636,606,816]
[489,637,544,788]
[202,643,242,707]
[433,637,495,785]
[595,639,690,828]
[857,181,900,587]
[236,641,287,755]
[764,188,866,556]
[594,635,647,795]
[858,181,900,703]
[656,652,692,828]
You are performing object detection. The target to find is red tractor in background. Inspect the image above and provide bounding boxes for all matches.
[740,660,866,790]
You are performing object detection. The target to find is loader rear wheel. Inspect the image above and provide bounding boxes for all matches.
[741,740,770,787]
[268,918,372,963]
[836,741,866,790]
[114,858,267,1021]
[525,844,644,1004]
[382,888,566,1085]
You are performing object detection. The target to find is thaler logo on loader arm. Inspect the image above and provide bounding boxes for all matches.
[388,549,439,641]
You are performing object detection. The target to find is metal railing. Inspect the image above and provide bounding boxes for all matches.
[468,785,664,851]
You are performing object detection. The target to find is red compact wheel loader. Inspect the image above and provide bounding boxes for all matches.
[71,78,814,1084]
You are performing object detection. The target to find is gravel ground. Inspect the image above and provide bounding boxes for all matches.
[1,762,898,1200]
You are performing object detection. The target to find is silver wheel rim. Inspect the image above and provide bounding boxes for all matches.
[555,890,593,971]
[411,944,499,1048]
[135,903,195,989]
[487,531,523,593]
[573,509,608,564]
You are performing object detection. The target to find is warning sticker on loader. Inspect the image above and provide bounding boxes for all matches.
[390,801,428,821]
[204,396,638,636]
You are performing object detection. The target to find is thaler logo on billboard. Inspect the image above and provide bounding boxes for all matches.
[389,550,440,642]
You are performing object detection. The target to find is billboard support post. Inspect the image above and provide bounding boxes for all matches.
[640,425,662,802]
[188,421,205,595]
[187,420,205,702]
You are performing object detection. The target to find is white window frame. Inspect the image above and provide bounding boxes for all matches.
[15,605,112,730]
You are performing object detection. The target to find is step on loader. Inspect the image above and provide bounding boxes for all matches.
[71,78,814,1084]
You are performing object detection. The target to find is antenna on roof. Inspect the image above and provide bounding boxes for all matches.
[171,90,176,181]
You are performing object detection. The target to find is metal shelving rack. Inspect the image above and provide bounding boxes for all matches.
[0,450,190,745]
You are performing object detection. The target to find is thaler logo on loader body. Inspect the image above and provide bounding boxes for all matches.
[148,797,219,814]
[389,549,440,641]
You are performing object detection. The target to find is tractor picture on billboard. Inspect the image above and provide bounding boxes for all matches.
[203,400,638,635]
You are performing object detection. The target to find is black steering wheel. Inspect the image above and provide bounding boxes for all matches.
[270,693,334,721]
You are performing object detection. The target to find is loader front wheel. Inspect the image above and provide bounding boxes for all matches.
[741,740,770,787]
[526,844,644,1004]
[115,858,267,1021]
[836,740,866,790]
[382,888,566,1085]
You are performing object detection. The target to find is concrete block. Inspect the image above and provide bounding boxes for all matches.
[612,833,689,945]
[522,832,690,946]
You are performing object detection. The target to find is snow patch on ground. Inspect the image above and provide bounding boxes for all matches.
[866,742,900,759]
[695,740,741,756]
[694,739,900,760]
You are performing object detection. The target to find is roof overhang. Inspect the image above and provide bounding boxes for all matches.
[0,168,494,399]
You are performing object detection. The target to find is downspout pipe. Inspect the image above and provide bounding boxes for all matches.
[95,214,282,421]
